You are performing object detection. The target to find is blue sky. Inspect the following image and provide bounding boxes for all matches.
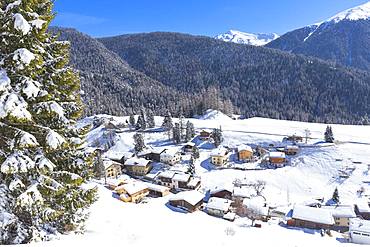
[52,0,369,37]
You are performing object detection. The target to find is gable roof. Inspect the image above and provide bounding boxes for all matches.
[169,190,204,206]
[322,205,356,218]
[206,197,232,212]
[238,145,253,153]
[125,157,151,167]
[292,205,335,225]
[103,159,121,170]
[269,152,286,159]
[116,182,148,196]
[211,147,228,157]
[350,218,370,233]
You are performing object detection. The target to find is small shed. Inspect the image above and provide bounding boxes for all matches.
[168,190,204,212]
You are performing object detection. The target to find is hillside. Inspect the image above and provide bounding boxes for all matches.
[99,32,370,124]
[51,28,195,116]
[267,2,370,71]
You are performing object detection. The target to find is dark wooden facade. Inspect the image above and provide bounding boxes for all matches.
[169,199,203,212]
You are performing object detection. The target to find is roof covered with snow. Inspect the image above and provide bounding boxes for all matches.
[172,173,190,182]
[103,159,121,170]
[158,170,176,179]
[125,157,150,167]
[160,147,180,158]
[211,147,228,157]
[269,152,286,159]
[238,145,253,153]
[116,182,148,196]
[350,218,370,233]
[169,190,204,206]
[144,182,170,193]
[356,200,370,213]
[206,197,232,212]
[292,205,335,225]
[321,205,356,218]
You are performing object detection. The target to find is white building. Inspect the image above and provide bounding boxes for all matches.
[160,148,181,165]
[349,219,370,245]
[205,197,232,217]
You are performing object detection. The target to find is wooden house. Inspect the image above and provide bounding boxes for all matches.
[205,197,233,218]
[168,190,204,212]
[183,142,196,153]
[105,175,130,189]
[355,200,370,220]
[124,157,152,176]
[210,147,229,166]
[210,186,233,200]
[288,205,335,230]
[349,219,370,245]
[160,148,181,165]
[284,135,303,143]
[103,159,122,178]
[237,145,253,161]
[115,182,149,203]
[285,145,299,155]
[138,147,166,162]
[144,182,171,197]
[157,171,201,191]
[199,130,211,141]
[268,152,287,168]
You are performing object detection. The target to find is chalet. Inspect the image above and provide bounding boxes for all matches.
[157,171,201,191]
[124,157,152,176]
[349,219,370,245]
[283,135,303,144]
[284,145,299,155]
[205,197,233,218]
[103,159,122,178]
[183,142,196,153]
[105,175,130,189]
[237,145,253,162]
[210,147,229,166]
[321,205,356,231]
[168,190,204,212]
[268,152,287,168]
[199,130,211,141]
[160,148,181,165]
[355,200,370,220]
[115,182,149,203]
[210,186,233,200]
[138,147,166,162]
[288,205,335,230]
[105,151,135,164]
[144,182,171,197]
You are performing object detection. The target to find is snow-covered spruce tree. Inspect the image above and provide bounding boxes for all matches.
[172,122,181,144]
[212,127,223,147]
[146,109,155,128]
[185,120,195,142]
[0,0,96,244]
[128,113,135,130]
[324,125,334,143]
[162,112,173,140]
[133,133,145,153]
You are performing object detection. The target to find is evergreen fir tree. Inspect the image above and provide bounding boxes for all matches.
[139,107,147,130]
[128,113,135,130]
[133,133,145,153]
[192,146,200,159]
[135,115,145,131]
[161,112,173,140]
[324,125,335,143]
[212,127,223,147]
[188,155,195,175]
[179,114,185,141]
[93,149,105,180]
[185,121,195,142]
[332,187,340,203]
[0,1,96,243]
[146,109,155,128]
[173,122,181,144]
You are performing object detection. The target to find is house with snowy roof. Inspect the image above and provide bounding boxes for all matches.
[160,148,181,165]
[237,144,253,162]
[144,182,171,197]
[355,200,370,220]
[183,142,196,153]
[321,205,356,230]
[105,175,130,189]
[241,196,269,221]
[123,157,152,176]
[156,171,201,191]
[284,145,299,155]
[115,181,149,203]
[349,218,370,245]
[288,205,335,230]
[199,130,211,141]
[205,197,233,218]
[103,159,122,178]
[168,190,204,212]
[210,185,233,200]
[210,147,229,166]
[268,151,287,168]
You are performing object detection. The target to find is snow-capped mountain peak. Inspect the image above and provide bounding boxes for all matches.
[215,30,279,46]
[327,1,370,23]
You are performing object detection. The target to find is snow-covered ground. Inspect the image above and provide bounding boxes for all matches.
[21,111,370,246]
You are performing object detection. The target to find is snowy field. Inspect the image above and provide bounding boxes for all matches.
[20,111,370,247]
